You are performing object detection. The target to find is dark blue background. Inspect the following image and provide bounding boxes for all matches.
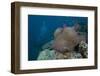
[28,15,88,60]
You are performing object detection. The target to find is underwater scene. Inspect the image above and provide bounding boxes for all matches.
[28,15,88,61]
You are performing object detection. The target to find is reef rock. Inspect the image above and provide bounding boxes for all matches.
[37,40,87,60]
[37,49,56,60]
[79,41,88,58]
[37,48,83,60]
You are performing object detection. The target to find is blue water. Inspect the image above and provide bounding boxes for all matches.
[28,15,88,60]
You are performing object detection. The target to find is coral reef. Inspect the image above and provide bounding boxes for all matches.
[37,49,56,60]
[79,41,88,58]
[37,24,88,60]
[37,40,87,60]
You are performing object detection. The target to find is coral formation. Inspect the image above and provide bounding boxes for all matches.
[37,49,56,60]
[37,40,87,60]
[79,41,88,58]
[37,24,88,60]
